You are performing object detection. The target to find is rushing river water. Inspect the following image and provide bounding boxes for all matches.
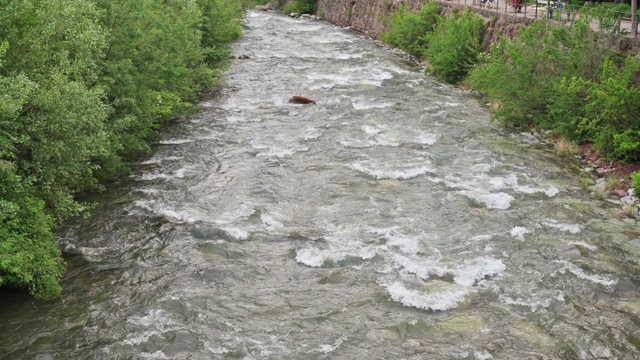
[3,10,640,360]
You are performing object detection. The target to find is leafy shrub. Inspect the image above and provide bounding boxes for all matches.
[631,172,640,196]
[425,9,485,83]
[0,161,64,299]
[467,18,610,128]
[283,0,317,14]
[548,58,640,161]
[0,0,248,298]
[380,2,441,58]
[198,0,244,67]
[0,0,111,221]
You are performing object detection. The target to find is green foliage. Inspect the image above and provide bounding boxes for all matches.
[0,0,247,298]
[197,0,244,67]
[0,0,111,221]
[425,9,485,83]
[546,58,640,161]
[283,0,317,15]
[0,161,64,299]
[95,0,213,167]
[380,2,441,58]
[467,18,610,127]
[579,2,629,34]
[469,13,640,162]
[631,172,640,196]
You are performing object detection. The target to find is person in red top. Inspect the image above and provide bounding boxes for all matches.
[512,0,522,12]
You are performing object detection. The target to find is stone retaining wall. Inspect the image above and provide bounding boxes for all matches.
[271,0,640,53]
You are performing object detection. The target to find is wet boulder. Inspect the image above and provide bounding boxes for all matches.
[288,95,316,105]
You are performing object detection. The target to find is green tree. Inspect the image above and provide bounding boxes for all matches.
[0,0,111,221]
[425,9,485,83]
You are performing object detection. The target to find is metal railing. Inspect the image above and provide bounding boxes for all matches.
[445,0,639,37]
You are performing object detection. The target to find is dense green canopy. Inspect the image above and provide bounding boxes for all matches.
[0,0,250,298]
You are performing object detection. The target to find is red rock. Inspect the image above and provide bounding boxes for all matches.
[288,96,316,105]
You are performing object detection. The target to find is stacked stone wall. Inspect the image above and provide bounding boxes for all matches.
[269,0,640,54]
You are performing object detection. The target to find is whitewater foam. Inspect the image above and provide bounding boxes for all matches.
[453,257,506,286]
[460,191,514,210]
[158,139,193,145]
[543,220,582,234]
[568,241,598,251]
[295,242,378,267]
[348,162,433,180]
[510,227,529,241]
[498,295,552,312]
[555,261,617,287]
[386,282,471,311]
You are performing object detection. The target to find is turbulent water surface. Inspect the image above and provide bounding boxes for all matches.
[3,10,640,360]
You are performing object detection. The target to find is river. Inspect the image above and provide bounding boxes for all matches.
[2,10,640,360]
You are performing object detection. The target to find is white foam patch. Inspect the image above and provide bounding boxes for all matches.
[543,220,582,234]
[261,213,285,232]
[215,203,256,224]
[391,254,436,280]
[159,139,193,145]
[515,184,560,197]
[309,339,344,355]
[445,174,558,206]
[339,137,378,148]
[348,162,433,180]
[370,227,422,255]
[140,158,160,165]
[256,145,309,159]
[219,226,250,241]
[363,125,383,135]
[124,309,178,346]
[475,351,494,360]
[470,164,492,173]
[302,127,323,140]
[131,200,201,224]
[417,132,438,145]
[555,260,617,287]
[161,209,200,224]
[374,133,400,147]
[386,282,471,311]
[139,351,169,359]
[174,167,191,178]
[460,191,514,210]
[295,241,378,267]
[568,241,598,251]
[510,227,529,241]
[352,100,395,110]
[453,257,506,286]
[498,295,552,312]
[139,173,170,181]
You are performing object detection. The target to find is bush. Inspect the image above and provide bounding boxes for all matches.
[547,58,640,161]
[0,0,111,221]
[425,9,485,83]
[467,18,610,128]
[283,0,317,14]
[0,161,64,299]
[380,2,441,58]
[0,0,248,298]
[632,172,640,196]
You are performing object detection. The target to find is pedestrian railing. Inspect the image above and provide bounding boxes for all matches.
[444,0,639,37]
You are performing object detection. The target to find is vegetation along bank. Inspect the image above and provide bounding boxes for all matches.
[382,2,640,198]
[0,0,270,299]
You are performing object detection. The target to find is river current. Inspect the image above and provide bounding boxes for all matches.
[2,10,640,360]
